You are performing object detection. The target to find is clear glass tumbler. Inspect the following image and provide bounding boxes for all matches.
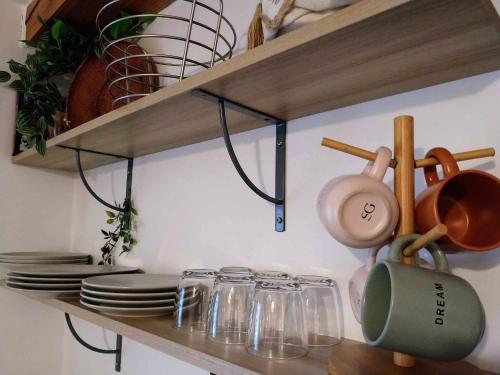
[295,275,343,347]
[254,270,291,281]
[175,269,217,333]
[246,280,308,359]
[207,273,256,344]
[219,266,253,274]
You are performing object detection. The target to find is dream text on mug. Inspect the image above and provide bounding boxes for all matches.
[434,283,445,325]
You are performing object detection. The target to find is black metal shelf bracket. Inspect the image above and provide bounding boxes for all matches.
[192,89,286,232]
[57,145,133,212]
[65,313,122,372]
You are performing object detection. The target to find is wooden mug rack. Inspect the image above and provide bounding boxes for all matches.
[323,115,495,372]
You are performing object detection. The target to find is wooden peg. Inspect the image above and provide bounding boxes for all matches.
[321,138,398,168]
[415,147,495,168]
[322,137,495,169]
[403,224,448,257]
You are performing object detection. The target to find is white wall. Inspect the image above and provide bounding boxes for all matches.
[66,70,500,375]
[0,1,74,375]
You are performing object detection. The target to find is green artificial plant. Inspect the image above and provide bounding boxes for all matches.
[0,18,92,155]
[99,199,138,265]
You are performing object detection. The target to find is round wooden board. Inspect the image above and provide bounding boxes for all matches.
[328,340,493,375]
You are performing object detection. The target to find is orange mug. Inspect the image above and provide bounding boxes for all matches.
[415,147,500,252]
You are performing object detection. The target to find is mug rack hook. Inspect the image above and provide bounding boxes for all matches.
[57,145,134,212]
[65,313,122,372]
[192,89,286,232]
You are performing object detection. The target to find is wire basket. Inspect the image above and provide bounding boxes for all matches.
[96,0,237,108]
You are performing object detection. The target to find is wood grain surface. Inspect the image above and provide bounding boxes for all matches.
[14,0,500,171]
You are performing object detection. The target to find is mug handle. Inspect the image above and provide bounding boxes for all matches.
[365,236,394,270]
[388,234,449,272]
[362,146,392,181]
[424,147,460,187]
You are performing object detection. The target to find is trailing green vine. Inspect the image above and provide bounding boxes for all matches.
[99,199,138,265]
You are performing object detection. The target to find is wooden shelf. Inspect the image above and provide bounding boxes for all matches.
[25,0,174,41]
[3,287,330,375]
[327,340,494,375]
[1,284,491,375]
[14,0,500,172]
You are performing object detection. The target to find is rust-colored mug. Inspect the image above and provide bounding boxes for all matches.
[415,147,500,252]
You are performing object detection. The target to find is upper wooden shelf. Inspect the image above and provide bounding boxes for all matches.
[25,0,175,40]
[14,0,500,172]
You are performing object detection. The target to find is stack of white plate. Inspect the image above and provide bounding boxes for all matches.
[5,265,139,299]
[0,252,91,277]
[81,274,179,318]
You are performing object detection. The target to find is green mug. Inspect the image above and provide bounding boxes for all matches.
[361,234,485,361]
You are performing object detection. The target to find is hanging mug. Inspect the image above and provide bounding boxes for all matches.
[361,234,485,361]
[415,147,500,252]
[317,146,399,248]
[349,244,385,323]
[349,239,431,323]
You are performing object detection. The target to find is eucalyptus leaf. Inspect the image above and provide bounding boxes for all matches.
[8,59,25,74]
[35,140,47,156]
[0,71,11,82]
[50,19,65,41]
[16,110,33,128]
[109,16,133,40]
[9,80,24,92]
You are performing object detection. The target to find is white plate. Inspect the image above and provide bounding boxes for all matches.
[0,259,89,265]
[7,274,82,283]
[80,298,174,317]
[81,286,176,300]
[6,284,80,298]
[0,252,90,260]
[80,292,174,307]
[83,274,179,292]
[7,280,81,290]
[9,265,139,278]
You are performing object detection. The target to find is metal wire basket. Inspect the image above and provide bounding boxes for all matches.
[97,0,237,108]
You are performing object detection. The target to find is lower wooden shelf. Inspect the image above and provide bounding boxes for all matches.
[1,285,493,375]
[328,340,495,375]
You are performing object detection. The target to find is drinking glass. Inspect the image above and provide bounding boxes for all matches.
[207,273,256,344]
[219,266,253,274]
[254,270,291,281]
[246,280,308,359]
[174,269,217,333]
[295,275,342,347]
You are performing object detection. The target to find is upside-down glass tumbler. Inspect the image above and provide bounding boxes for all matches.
[254,270,291,281]
[295,275,343,347]
[175,269,217,333]
[246,281,308,359]
[208,273,256,344]
[219,266,253,274]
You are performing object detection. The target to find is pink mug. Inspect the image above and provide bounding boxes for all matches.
[317,147,399,248]
[349,244,384,323]
[349,240,431,323]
